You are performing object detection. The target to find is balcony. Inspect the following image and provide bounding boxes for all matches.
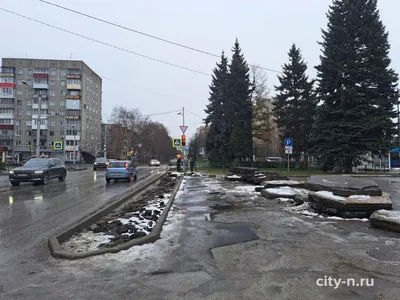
[66,95,81,99]
[0,132,12,138]
[33,83,48,89]
[33,73,48,79]
[66,74,81,79]
[32,114,47,120]
[0,83,16,89]
[66,135,80,141]
[67,84,81,90]
[32,103,48,109]
[66,115,80,120]
[0,124,14,130]
[0,113,14,119]
[31,124,48,130]
[65,145,79,151]
[0,92,14,99]
[0,67,15,77]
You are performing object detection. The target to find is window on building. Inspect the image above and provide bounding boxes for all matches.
[26,130,31,136]
[16,79,23,85]
[27,79,33,86]
[14,140,21,146]
[26,121,32,126]
[0,119,12,124]
[50,70,57,76]
[33,68,48,74]
[49,120,55,127]
[27,99,32,105]
[50,131,55,136]
[60,70,66,76]
[60,100,65,106]
[60,80,66,86]
[17,69,23,75]
[61,90,66,96]
[67,79,81,85]
[15,130,21,136]
[16,90,23,95]
[16,109,21,115]
[49,90,55,97]
[25,141,31,146]
[49,100,55,106]
[26,110,32,116]
[50,80,55,86]
[33,78,48,84]
[27,89,33,96]
[28,69,33,75]
[15,120,21,126]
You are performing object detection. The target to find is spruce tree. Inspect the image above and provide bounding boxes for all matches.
[310,0,399,172]
[204,52,229,164]
[225,39,253,161]
[273,44,316,167]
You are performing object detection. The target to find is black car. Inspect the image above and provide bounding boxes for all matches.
[93,157,108,170]
[9,158,67,186]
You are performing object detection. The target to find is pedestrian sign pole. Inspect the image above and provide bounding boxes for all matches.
[284,138,293,173]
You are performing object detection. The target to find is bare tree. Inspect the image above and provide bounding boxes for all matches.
[107,106,176,162]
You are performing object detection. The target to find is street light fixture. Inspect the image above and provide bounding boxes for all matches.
[23,81,41,157]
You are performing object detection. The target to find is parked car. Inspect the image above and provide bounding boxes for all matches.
[168,158,177,169]
[93,157,108,170]
[9,158,67,186]
[105,160,137,183]
[149,159,160,166]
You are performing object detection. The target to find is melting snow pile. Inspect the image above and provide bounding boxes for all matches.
[226,174,241,179]
[371,209,400,222]
[315,191,372,201]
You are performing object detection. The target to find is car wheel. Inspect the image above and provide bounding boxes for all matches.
[106,178,111,183]
[42,173,49,185]
[59,172,66,181]
[134,175,137,180]
[10,181,20,186]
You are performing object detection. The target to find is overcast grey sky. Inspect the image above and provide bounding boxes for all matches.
[1,0,399,139]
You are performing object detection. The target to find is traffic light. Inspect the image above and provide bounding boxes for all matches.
[181,135,186,146]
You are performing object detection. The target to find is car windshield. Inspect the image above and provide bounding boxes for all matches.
[96,158,107,163]
[24,159,49,167]
[109,161,127,168]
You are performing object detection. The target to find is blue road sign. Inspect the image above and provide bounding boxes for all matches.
[284,138,293,147]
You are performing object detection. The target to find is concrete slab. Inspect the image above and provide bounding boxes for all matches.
[262,180,305,188]
[370,210,400,233]
[305,175,382,197]
[308,191,392,218]
[261,187,297,199]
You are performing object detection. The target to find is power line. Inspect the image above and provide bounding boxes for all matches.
[37,0,282,74]
[187,110,205,120]
[0,7,210,77]
[143,110,181,117]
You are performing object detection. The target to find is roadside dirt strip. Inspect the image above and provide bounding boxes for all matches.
[49,171,183,259]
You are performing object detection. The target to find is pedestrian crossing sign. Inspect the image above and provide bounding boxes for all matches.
[172,138,182,148]
[54,141,63,151]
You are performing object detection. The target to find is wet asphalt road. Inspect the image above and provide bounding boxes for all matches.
[0,165,163,267]
[1,175,400,299]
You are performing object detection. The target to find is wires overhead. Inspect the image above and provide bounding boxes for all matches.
[0,8,210,77]
[37,0,282,74]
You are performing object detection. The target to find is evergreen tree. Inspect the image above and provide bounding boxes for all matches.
[225,39,253,161]
[310,0,399,172]
[273,44,316,167]
[204,52,229,164]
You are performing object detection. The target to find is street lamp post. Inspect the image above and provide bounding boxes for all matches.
[177,107,185,171]
[23,81,41,156]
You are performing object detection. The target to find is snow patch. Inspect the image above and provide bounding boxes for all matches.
[278,198,294,203]
[326,216,369,222]
[265,187,296,196]
[63,232,115,252]
[372,209,400,223]
[348,195,371,200]
[226,175,241,179]
[315,191,346,200]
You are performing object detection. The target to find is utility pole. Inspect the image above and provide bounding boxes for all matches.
[181,106,185,171]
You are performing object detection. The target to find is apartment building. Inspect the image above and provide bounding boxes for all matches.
[0,58,102,162]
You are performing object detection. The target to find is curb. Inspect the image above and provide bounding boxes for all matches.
[48,173,183,259]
